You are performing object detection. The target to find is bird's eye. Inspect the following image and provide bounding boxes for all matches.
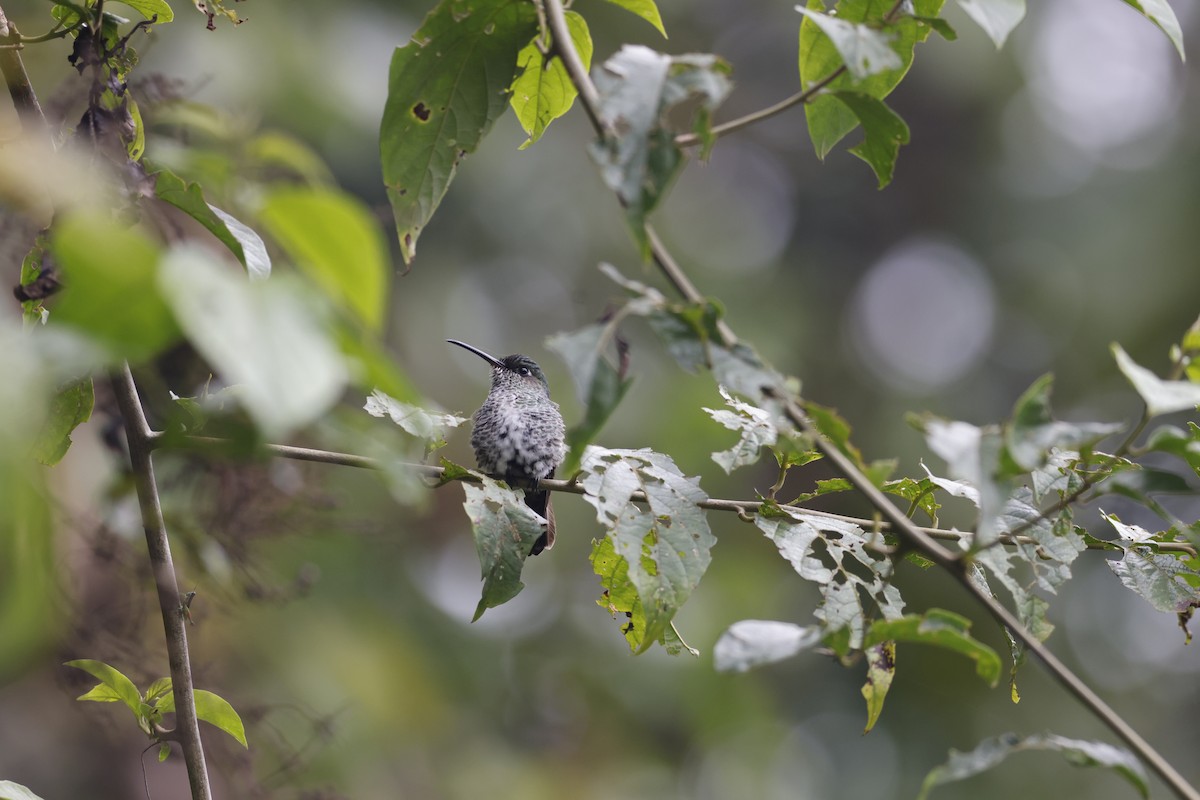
[519,367,531,376]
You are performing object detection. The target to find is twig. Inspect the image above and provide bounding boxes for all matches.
[152,435,1197,558]
[113,366,213,800]
[540,0,1200,796]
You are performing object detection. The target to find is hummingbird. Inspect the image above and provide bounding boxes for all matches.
[447,339,567,556]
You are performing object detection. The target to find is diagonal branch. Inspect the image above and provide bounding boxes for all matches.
[540,0,1200,797]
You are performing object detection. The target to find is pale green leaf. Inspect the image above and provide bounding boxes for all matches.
[259,187,389,333]
[580,447,716,652]
[510,10,592,148]
[701,385,778,473]
[1006,374,1123,471]
[955,0,1025,48]
[546,323,633,476]
[0,780,50,800]
[1122,0,1185,60]
[795,5,902,80]
[1104,513,1200,614]
[1112,343,1200,416]
[757,505,904,651]
[364,390,466,441]
[463,478,546,620]
[588,46,731,255]
[918,733,1149,800]
[157,245,348,440]
[713,619,822,672]
[381,0,538,263]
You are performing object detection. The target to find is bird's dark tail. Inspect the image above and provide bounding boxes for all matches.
[524,490,555,556]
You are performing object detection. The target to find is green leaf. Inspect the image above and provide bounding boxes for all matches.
[0,780,50,800]
[126,96,146,161]
[955,0,1025,48]
[49,212,179,363]
[364,390,466,444]
[883,476,940,525]
[245,131,335,184]
[804,400,866,469]
[30,378,94,466]
[588,47,731,255]
[157,743,170,762]
[1104,514,1200,617]
[144,677,172,702]
[1112,343,1200,416]
[1145,423,1200,478]
[757,504,904,650]
[579,447,716,652]
[1005,374,1123,471]
[157,688,248,748]
[795,6,903,80]
[546,322,634,476]
[861,640,895,733]
[65,659,143,716]
[147,162,271,280]
[462,477,546,620]
[865,609,1000,686]
[259,187,389,333]
[918,732,1149,800]
[510,10,593,148]
[157,245,348,440]
[799,0,946,159]
[701,386,778,473]
[832,91,909,188]
[111,0,174,22]
[1122,0,1186,61]
[380,0,538,263]
[592,535,647,651]
[602,0,667,37]
[437,457,476,486]
[713,619,822,672]
[334,325,422,404]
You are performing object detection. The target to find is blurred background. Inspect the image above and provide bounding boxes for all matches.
[1,0,1199,797]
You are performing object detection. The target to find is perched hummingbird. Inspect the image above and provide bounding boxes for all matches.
[447,339,567,555]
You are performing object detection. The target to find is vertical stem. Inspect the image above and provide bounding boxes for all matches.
[113,365,213,800]
[0,8,49,139]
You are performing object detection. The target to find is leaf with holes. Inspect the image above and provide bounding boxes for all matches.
[1104,514,1200,620]
[861,640,896,732]
[702,386,778,473]
[580,447,716,653]
[381,0,538,263]
[463,478,546,620]
[756,504,904,653]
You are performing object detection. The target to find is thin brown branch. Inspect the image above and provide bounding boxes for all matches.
[113,366,213,800]
[154,435,1197,558]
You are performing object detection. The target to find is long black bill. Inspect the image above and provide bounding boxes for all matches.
[446,339,504,368]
